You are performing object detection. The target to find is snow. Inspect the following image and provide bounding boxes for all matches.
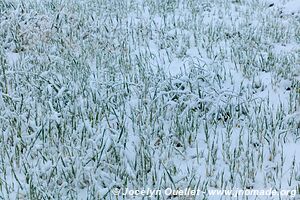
[284,0,300,14]
[267,0,300,15]
[0,0,300,199]
[167,58,184,76]
[6,52,20,66]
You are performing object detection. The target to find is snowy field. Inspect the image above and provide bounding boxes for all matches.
[0,0,300,199]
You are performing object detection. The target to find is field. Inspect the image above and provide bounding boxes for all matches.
[0,0,300,199]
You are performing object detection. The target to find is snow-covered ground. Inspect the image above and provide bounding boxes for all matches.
[0,0,300,199]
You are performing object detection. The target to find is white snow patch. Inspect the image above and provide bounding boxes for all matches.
[6,52,20,66]
[283,0,300,14]
[167,58,185,76]
[273,43,300,54]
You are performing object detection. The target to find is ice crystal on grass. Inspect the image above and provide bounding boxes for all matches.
[0,0,300,199]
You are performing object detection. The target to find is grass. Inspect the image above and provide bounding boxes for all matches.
[0,0,299,199]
